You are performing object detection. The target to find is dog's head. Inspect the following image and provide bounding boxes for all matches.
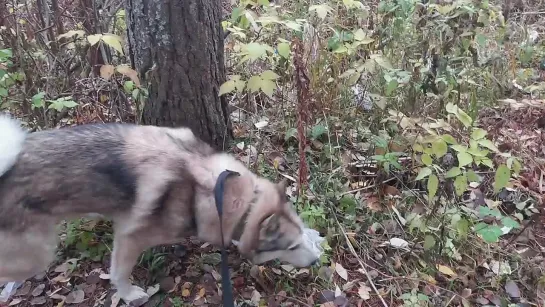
[234,179,320,268]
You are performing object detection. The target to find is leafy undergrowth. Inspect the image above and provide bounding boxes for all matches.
[2,100,544,307]
[1,0,545,306]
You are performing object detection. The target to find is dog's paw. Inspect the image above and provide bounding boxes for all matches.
[118,286,149,307]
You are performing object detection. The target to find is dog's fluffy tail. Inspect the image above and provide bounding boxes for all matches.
[0,115,26,176]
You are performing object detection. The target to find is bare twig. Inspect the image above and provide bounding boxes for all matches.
[292,37,310,197]
[273,293,312,307]
[334,217,389,307]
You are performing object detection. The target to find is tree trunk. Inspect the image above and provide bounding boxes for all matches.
[125,0,232,150]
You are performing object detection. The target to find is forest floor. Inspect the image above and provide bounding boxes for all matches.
[1,98,544,307]
[1,0,545,307]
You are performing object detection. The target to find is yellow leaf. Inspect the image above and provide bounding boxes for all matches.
[101,33,124,54]
[100,64,115,80]
[181,288,190,297]
[87,34,102,46]
[116,64,140,86]
[194,287,206,300]
[419,273,437,285]
[437,264,457,277]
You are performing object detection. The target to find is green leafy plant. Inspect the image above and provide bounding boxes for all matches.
[0,48,25,108]
[47,96,79,112]
[411,102,521,203]
[171,297,184,307]
[475,206,520,243]
[64,219,111,261]
[400,289,430,307]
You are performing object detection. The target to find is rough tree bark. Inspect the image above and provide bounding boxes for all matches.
[125,0,232,149]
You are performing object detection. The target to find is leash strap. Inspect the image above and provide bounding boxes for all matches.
[214,170,240,307]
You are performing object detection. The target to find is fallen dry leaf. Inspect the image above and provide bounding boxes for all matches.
[341,280,357,291]
[388,238,409,249]
[333,295,349,307]
[364,195,383,212]
[8,298,22,306]
[146,284,160,296]
[489,260,511,276]
[281,264,295,272]
[99,273,110,280]
[51,274,71,283]
[49,293,65,301]
[317,290,336,303]
[504,280,521,299]
[31,284,45,296]
[54,259,77,274]
[475,296,489,304]
[14,282,31,296]
[254,119,269,129]
[65,289,84,304]
[419,273,437,285]
[100,65,115,80]
[115,65,140,86]
[335,263,348,281]
[211,269,222,281]
[383,185,401,196]
[194,287,206,301]
[358,284,371,300]
[335,285,342,297]
[436,264,458,277]
[29,296,46,305]
[318,266,334,281]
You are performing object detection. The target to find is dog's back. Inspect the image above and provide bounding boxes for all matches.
[0,118,207,285]
[0,123,140,229]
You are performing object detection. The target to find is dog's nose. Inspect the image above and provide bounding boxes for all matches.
[310,259,319,266]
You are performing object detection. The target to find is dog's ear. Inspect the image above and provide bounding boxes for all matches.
[260,214,279,236]
[237,210,276,256]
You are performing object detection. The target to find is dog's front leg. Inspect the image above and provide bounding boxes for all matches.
[110,234,149,307]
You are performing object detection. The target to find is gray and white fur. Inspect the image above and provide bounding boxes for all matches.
[0,115,319,306]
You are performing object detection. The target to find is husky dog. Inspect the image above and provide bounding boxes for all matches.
[0,115,319,306]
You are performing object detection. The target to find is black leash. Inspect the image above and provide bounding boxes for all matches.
[214,170,240,307]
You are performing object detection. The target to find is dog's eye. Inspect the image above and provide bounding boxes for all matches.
[288,244,300,251]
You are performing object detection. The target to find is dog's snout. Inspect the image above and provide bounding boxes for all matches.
[310,258,319,266]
